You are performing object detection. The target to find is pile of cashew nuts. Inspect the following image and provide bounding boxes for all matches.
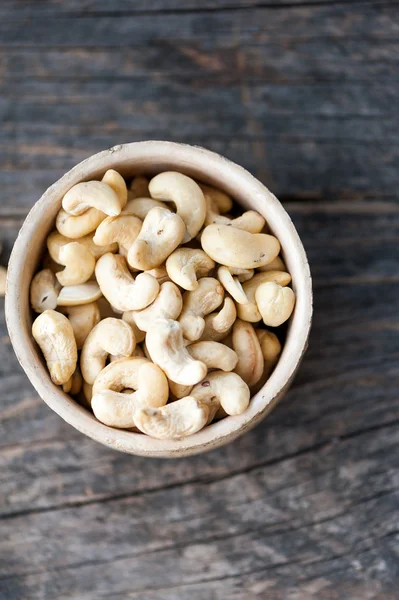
[30,170,295,439]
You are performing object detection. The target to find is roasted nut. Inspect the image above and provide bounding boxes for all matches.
[255,282,296,327]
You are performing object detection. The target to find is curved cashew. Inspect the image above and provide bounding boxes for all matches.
[95,253,159,312]
[255,282,296,327]
[55,242,96,286]
[144,265,170,284]
[146,318,207,386]
[92,358,168,428]
[61,301,100,349]
[0,266,6,297]
[56,208,106,239]
[101,169,128,209]
[237,271,292,323]
[57,281,102,306]
[198,183,233,214]
[93,214,142,257]
[191,371,250,417]
[63,368,83,395]
[121,311,146,343]
[217,266,248,305]
[129,175,150,199]
[30,269,60,313]
[127,207,185,270]
[168,380,193,400]
[149,172,206,242]
[109,344,145,363]
[32,310,78,385]
[229,267,254,282]
[62,180,122,217]
[201,224,280,269]
[124,197,168,220]
[256,329,282,366]
[257,255,286,273]
[179,277,224,341]
[134,397,209,439]
[201,297,237,342]
[204,194,265,233]
[188,341,238,372]
[47,231,117,262]
[80,317,136,384]
[166,248,215,291]
[130,282,182,332]
[232,319,264,387]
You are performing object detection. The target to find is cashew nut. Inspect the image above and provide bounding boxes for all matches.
[229,267,254,282]
[30,269,60,313]
[188,341,238,372]
[204,194,265,233]
[129,282,182,332]
[198,183,233,214]
[63,368,83,396]
[129,175,150,199]
[32,310,78,385]
[149,172,206,242]
[134,397,209,439]
[95,253,159,312]
[101,169,128,209]
[179,277,224,341]
[257,255,286,273]
[168,380,193,400]
[146,318,207,385]
[237,271,292,323]
[56,208,106,239]
[80,317,136,384]
[255,282,296,327]
[124,197,168,220]
[0,266,6,297]
[47,231,117,262]
[256,329,282,366]
[121,311,146,343]
[217,266,249,305]
[200,297,237,342]
[62,180,122,217]
[92,358,168,428]
[128,207,185,270]
[61,301,101,349]
[201,224,280,269]
[191,371,250,417]
[166,248,215,291]
[144,265,170,284]
[57,281,102,306]
[55,242,96,286]
[232,319,264,387]
[93,214,142,257]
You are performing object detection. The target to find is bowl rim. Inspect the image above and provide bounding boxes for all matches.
[5,141,312,458]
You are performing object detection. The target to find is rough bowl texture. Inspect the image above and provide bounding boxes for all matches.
[5,141,312,458]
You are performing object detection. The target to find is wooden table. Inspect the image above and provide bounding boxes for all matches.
[0,2,398,598]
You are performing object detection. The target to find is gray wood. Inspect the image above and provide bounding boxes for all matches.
[0,0,398,597]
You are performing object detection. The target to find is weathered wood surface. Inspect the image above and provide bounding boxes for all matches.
[1,1,398,599]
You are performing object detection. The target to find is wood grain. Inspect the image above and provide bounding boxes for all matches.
[0,0,398,597]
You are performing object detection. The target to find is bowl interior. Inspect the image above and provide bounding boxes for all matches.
[6,141,312,457]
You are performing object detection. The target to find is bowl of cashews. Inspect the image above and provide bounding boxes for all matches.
[6,141,312,457]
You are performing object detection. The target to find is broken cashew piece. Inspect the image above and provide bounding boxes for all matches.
[92,358,168,428]
[255,282,296,327]
[201,224,280,269]
[149,172,206,242]
[32,310,78,385]
[55,242,96,286]
[30,269,60,313]
[129,175,150,199]
[102,169,128,209]
[201,297,237,342]
[191,371,250,417]
[93,214,142,257]
[95,253,159,312]
[217,266,249,305]
[57,281,102,307]
[179,277,224,341]
[232,319,264,387]
[61,301,101,349]
[188,341,238,372]
[237,271,292,323]
[81,318,136,384]
[134,397,209,439]
[56,208,106,239]
[146,318,207,386]
[128,207,185,270]
[130,282,182,332]
[166,248,215,291]
[62,180,122,217]
[124,197,168,220]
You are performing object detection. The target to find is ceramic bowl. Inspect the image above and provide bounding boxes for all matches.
[5,141,312,457]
